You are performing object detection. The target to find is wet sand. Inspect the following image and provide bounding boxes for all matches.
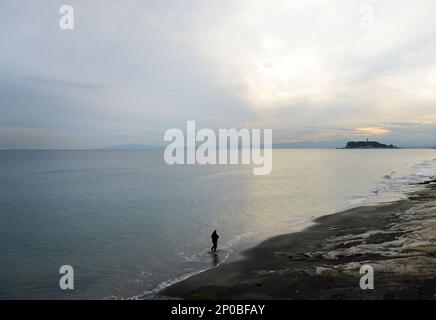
[160,182,436,299]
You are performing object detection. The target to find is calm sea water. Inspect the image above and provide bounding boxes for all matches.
[0,149,436,299]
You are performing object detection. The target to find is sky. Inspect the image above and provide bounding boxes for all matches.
[1,0,436,149]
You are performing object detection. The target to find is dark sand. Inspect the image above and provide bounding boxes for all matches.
[160,183,436,300]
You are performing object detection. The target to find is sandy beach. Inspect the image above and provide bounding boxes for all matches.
[160,181,436,300]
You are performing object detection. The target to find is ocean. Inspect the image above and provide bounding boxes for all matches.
[0,149,435,299]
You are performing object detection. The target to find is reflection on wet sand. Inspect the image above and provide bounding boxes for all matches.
[210,251,219,267]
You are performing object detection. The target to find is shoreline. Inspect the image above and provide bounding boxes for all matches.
[159,182,436,300]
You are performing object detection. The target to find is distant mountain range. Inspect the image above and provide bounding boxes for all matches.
[103,141,435,150]
[104,144,161,150]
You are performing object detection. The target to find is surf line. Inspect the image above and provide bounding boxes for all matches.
[164,121,273,175]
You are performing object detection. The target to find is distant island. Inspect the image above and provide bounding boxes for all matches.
[342,140,399,149]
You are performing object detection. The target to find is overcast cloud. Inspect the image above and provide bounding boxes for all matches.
[1,0,436,148]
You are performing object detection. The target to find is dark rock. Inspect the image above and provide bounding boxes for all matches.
[344,140,399,149]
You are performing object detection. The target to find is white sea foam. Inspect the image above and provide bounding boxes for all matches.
[346,158,436,208]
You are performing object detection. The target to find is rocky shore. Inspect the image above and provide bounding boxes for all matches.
[160,182,436,300]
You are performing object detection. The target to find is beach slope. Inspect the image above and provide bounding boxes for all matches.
[161,184,436,299]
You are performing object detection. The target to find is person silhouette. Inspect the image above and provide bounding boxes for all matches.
[211,230,219,252]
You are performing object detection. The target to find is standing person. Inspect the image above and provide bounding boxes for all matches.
[211,230,219,252]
